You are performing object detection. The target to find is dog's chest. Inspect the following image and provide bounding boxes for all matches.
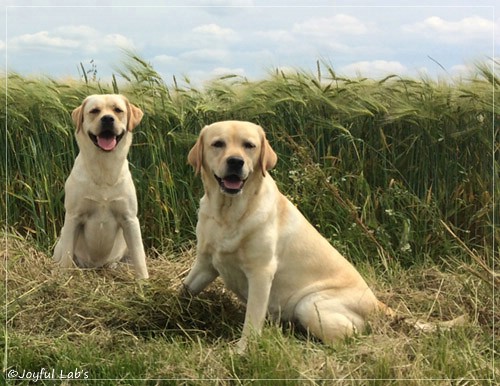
[67,168,135,217]
[197,206,249,249]
[83,196,120,218]
[198,214,275,302]
[66,191,131,239]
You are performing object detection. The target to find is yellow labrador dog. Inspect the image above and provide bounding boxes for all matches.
[53,94,149,279]
[183,120,385,351]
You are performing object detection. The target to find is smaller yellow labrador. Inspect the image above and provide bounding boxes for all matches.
[53,94,148,279]
[183,120,385,351]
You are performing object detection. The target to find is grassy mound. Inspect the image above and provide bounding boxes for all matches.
[3,232,496,384]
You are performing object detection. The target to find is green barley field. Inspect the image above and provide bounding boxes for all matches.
[2,55,498,384]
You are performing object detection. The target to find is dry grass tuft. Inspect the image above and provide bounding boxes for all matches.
[3,232,244,345]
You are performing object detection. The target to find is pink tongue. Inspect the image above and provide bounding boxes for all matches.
[97,136,117,151]
[223,178,243,190]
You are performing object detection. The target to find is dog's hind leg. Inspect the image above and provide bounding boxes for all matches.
[294,294,366,344]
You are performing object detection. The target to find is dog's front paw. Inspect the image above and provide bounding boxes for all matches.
[51,254,76,276]
[179,283,194,298]
[134,271,149,280]
[57,253,77,269]
[234,337,248,355]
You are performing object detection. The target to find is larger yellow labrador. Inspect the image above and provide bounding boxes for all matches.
[53,94,149,279]
[183,120,386,351]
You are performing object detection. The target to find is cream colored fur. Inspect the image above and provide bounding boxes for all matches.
[53,94,148,279]
[183,120,381,351]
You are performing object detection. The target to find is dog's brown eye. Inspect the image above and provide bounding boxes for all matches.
[114,107,124,113]
[212,140,225,148]
[243,142,256,149]
[89,108,100,114]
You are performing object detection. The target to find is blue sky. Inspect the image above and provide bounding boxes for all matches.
[2,0,498,85]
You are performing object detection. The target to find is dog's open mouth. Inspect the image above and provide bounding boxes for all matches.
[89,130,125,152]
[215,174,246,195]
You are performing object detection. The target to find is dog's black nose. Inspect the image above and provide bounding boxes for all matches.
[227,156,244,169]
[101,115,115,124]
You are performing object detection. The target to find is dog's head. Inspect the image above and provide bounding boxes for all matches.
[72,94,143,153]
[188,121,277,196]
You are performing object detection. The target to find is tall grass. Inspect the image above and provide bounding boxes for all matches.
[2,55,497,269]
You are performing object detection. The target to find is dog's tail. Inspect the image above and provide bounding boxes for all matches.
[377,300,468,332]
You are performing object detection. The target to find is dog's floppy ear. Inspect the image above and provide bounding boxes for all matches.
[259,130,277,176]
[71,98,88,133]
[125,99,144,132]
[188,129,205,175]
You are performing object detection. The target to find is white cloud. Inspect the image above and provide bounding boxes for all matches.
[152,54,179,65]
[0,40,5,51]
[188,23,240,50]
[10,31,79,50]
[193,23,237,40]
[403,16,494,43]
[102,34,135,50]
[54,25,99,39]
[340,60,408,78]
[293,14,368,37]
[9,26,135,54]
